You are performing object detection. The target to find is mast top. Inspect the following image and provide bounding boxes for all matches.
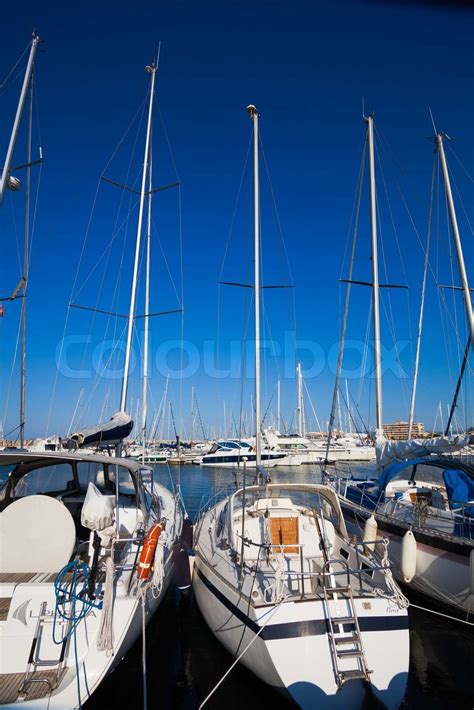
[435,131,451,145]
[145,64,156,74]
[247,104,258,118]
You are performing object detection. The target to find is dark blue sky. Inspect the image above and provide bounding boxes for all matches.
[0,0,473,439]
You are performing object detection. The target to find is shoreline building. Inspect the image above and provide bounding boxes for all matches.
[383,420,425,440]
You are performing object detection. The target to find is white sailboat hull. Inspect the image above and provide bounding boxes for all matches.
[340,502,473,618]
[0,562,174,709]
[193,558,409,709]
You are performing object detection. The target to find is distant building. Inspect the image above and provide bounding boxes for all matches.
[383,420,425,440]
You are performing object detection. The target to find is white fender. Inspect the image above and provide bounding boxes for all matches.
[363,514,378,552]
[401,530,417,583]
[470,548,474,596]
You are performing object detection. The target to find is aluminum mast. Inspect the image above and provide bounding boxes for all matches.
[436,133,474,350]
[141,140,153,462]
[367,115,383,434]
[0,33,40,204]
[120,63,156,413]
[248,104,261,466]
[19,75,34,449]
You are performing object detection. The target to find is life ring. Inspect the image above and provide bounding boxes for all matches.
[138,523,163,580]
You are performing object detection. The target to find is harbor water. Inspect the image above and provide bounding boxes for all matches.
[87,464,474,709]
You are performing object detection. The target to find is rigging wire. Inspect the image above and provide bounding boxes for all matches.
[46,94,149,433]
[0,39,31,91]
[373,137,410,415]
[327,136,366,453]
[374,126,415,370]
[217,130,253,440]
[444,162,466,427]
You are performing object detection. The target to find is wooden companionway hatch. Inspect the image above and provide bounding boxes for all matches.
[270,517,299,554]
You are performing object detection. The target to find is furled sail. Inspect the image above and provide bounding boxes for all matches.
[375,434,472,467]
[66,411,133,449]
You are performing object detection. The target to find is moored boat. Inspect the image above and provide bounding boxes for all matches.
[193,479,410,708]
[0,450,182,708]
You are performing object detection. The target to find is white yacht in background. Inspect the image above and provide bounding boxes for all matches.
[125,444,170,464]
[195,439,293,468]
[263,427,375,463]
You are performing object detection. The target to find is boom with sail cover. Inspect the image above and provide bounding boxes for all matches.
[66,411,133,449]
[375,433,472,467]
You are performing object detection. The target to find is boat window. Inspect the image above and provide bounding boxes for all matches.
[217,503,228,537]
[0,464,15,494]
[412,464,445,486]
[315,493,341,532]
[107,465,136,496]
[389,466,414,483]
[76,461,108,491]
[13,463,75,498]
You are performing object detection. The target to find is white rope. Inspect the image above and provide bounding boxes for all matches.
[96,554,115,653]
[409,602,474,627]
[150,532,167,599]
[199,599,284,709]
[268,552,286,603]
[373,540,409,609]
[141,592,148,710]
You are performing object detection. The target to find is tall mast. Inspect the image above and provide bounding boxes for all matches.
[337,389,342,434]
[408,159,435,439]
[191,385,195,441]
[19,73,34,449]
[436,133,474,350]
[141,139,153,462]
[0,34,40,205]
[367,115,383,434]
[276,379,281,432]
[120,63,156,413]
[345,380,352,434]
[297,362,303,436]
[248,104,261,466]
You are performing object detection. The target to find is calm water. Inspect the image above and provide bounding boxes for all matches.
[87,464,474,710]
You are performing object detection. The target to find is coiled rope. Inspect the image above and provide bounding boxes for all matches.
[373,539,409,609]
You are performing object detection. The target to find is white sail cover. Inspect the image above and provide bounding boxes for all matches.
[375,434,472,467]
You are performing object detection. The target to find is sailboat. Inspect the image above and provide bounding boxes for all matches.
[192,106,409,709]
[324,116,474,620]
[0,53,183,708]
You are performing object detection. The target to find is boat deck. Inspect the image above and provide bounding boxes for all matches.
[0,668,68,705]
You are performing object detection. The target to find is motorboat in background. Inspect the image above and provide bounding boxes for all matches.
[263,427,375,463]
[195,439,293,467]
[126,444,171,464]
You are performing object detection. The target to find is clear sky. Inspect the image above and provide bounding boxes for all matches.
[0,0,473,440]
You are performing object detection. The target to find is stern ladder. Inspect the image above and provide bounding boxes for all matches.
[323,560,372,686]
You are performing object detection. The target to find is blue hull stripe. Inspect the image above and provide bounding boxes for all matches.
[195,565,408,640]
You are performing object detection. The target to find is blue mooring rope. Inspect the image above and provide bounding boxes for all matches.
[53,560,103,645]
